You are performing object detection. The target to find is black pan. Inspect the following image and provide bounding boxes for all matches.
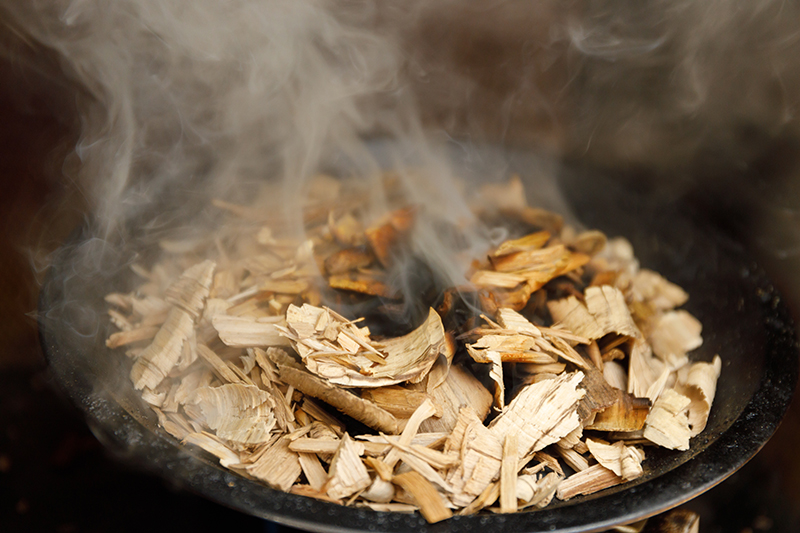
[38,148,799,532]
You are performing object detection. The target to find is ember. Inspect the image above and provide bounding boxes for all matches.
[104,174,721,523]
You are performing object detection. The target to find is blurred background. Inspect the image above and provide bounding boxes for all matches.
[3,1,800,531]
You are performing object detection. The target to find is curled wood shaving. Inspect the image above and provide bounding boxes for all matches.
[643,389,692,450]
[516,472,561,509]
[648,310,703,369]
[677,356,722,437]
[282,304,446,388]
[548,285,638,341]
[130,308,194,390]
[186,383,275,445]
[585,439,644,481]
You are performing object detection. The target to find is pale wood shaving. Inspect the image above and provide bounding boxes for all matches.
[586,439,645,481]
[556,463,624,500]
[361,477,395,503]
[283,305,446,388]
[643,389,692,450]
[246,436,302,491]
[186,383,275,445]
[548,286,638,341]
[630,269,688,311]
[516,472,562,509]
[490,371,586,457]
[164,260,216,320]
[677,356,722,436]
[417,364,492,434]
[183,431,241,468]
[212,314,288,347]
[648,310,703,369]
[325,434,372,500]
[130,308,194,390]
[500,434,519,513]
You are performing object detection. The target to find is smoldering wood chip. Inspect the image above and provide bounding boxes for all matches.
[103,173,725,523]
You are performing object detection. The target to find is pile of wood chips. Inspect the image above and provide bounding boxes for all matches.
[104,174,721,523]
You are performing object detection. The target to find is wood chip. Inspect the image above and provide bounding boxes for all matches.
[586,439,644,481]
[643,389,692,450]
[677,355,722,436]
[106,326,159,348]
[556,463,623,500]
[392,471,453,524]
[246,437,302,491]
[186,383,275,445]
[183,431,241,468]
[517,472,561,509]
[648,310,703,369]
[277,365,401,434]
[360,386,431,419]
[212,314,288,347]
[417,364,492,434]
[548,285,638,341]
[164,260,216,320]
[325,434,372,500]
[500,434,518,513]
[490,372,586,457]
[130,308,194,390]
[285,305,446,388]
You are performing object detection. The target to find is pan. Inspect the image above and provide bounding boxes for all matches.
[38,146,799,532]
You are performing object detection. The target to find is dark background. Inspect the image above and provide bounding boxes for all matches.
[3,21,800,533]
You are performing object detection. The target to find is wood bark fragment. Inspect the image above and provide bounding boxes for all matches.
[328,273,397,299]
[585,390,651,432]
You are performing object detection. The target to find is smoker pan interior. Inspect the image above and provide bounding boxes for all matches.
[39,145,799,532]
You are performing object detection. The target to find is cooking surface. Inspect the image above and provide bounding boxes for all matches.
[3,47,800,533]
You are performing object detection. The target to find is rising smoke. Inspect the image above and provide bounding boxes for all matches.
[7,0,800,310]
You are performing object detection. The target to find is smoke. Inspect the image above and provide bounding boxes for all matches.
[7,0,800,309]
